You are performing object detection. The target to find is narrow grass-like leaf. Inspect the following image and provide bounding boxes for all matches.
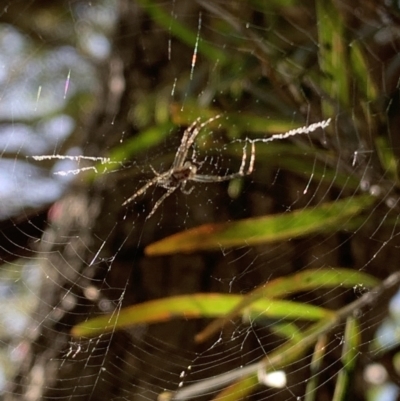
[170,272,393,401]
[92,122,175,177]
[71,293,333,338]
[111,123,174,160]
[349,42,378,103]
[213,375,258,401]
[136,0,228,64]
[305,335,328,401]
[270,322,303,341]
[213,318,336,401]
[225,141,358,190]
[171,103,299,135]
[145,195,375,256]
[375,136,399,183]
[317,0,349,115]
[195,268,378,343]
[332,317,360,401]
[279,154,360,189]
[213,315,359,401]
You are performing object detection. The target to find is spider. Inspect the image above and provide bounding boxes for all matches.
[122,115,256,219]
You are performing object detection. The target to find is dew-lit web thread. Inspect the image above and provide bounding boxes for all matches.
[49,265,132,398]
[30,155,121,176]
[64,69,71,99]
[190,11,202,80]
[53,225,198,397]
[247,118,331,145]
[30,155,111,163]
[28,218,131,394]
[85,289,127,401]
[165,271,400,401]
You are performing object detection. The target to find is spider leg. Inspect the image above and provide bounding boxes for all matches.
[145,185,178,220]
[172,114,222,169]
[239,140,255,176]
[190,140,255,183]
[185,114,222,152]
[122,171,171,206]
[122,179,158,206]
[190,172,242,183]
[180,180,194,195]
[172,118,201,169]
[149,164,161,176]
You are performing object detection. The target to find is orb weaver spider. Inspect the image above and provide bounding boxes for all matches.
[122,115,256,219]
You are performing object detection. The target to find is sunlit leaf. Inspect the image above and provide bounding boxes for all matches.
[195,268,379,343]
[71,293,333,338]
[145,195,375,255]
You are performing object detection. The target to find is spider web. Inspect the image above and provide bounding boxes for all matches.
[0,1,400,401]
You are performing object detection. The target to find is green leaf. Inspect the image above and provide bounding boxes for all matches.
[213,315,360,401]
[90,122,175,178]
[249,143,359,189]
[171,103,300,136]
[136,0,228,64]
[270,322,303,341]
[375,136,399,183]
[145,195,375,255]
[71,293,333,338]
[305,335,328,401]
[317,0,349,114]
[214,318,336,401]
[214,374,258,401]
[195,268,379,343]
[349,41,378,103]
[332,317,360,401]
